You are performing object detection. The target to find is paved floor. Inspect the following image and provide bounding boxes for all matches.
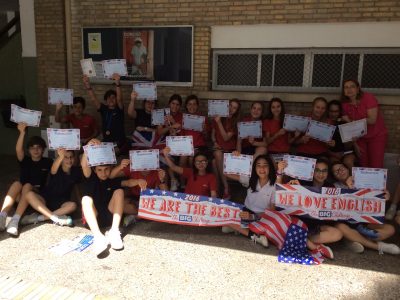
[0,155,399,299]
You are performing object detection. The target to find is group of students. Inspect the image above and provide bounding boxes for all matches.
[1,77,399,259]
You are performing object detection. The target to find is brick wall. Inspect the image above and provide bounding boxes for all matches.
[34,0,400,152]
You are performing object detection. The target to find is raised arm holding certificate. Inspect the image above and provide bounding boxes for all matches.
[182,114,205,132]
[83,143,117,167]
[10,104,41,127]
[306,120,336,142]
[208,100,229,117]
[338,119,367,143]
[80,58,96,77]
[102,59,128,78]
[130,149,160,171]
[48,88,73,105]
[133,82,157,100]
[238,121,262,139]
[223,153,253,177]
[283,155,316,181]
[47,128,81,150]
[352,167,387,191]
[283,114,310,132]
[166,136,194,156]
[151,109,166,126]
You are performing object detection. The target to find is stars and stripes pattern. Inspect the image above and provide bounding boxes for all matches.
[249,210,324,265]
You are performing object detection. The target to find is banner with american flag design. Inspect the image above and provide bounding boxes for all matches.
[275,184,385,224]
[139,189,243,226]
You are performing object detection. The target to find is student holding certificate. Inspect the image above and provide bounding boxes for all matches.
[212,99,241,199]
[21,149,81,227]
[330,162,400,255]
[221,155,279,245]
[341,79,387,168]
[288,158,343,259]
[55,97,98,144]
[83,74,127,155]
[326,100,357,168]
[128,91,156,141]
[163,147,217,197]
[263,98,296,154]
[0,123,53,236]
[80,139,153,256]
[294,97,335,158]
[156,94,183,191]
[180,95,209,171]
[236,101,267,157]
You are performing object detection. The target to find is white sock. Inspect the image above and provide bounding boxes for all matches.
[12,214,21,221]
[0,212,7,217]
[49,215,59,222]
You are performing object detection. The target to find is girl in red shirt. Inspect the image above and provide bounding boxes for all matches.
[163,147,217,197]
[294,97,335,158]
[340,79,387,168]
[212,99,241,199]
[236,101,267,157]
[263,98,295,154]
[180,95,209,173]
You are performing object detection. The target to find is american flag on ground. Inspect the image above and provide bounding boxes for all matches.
[249,210,324,265]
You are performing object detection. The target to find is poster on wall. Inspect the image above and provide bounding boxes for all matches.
[88,33,102,55]
[122,30,154,79]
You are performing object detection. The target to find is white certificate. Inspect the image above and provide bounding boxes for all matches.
[80,58,96,77]
[130,149,160,171]
[182,114,205,132]
[166,136,194,156]
[306,120,336,142]
[223,153,253,177]
[238,121,262,139]
[102,59,128,78]
[352,167,387,190]
[47,128,81,150]
[48,88,73,105]
[208,100,229,117]
[283,114,310,132]
[283,155,316,181]
[83,143,117,167]
[133,82,157,101]
[151,109,166,126]
[338,119,367,143]
[10,104,41,127]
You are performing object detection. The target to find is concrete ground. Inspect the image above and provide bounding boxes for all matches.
[0,155,399,299]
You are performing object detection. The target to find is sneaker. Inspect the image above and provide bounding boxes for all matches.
[123,215,137,227]
[54,215,74,227]
[221,226,235,234]
[385,204,397,220]
[377,242,400,255]
[93,234,109,256]
[345,241,365,254]
[317,244,334,259]
[6,218,19,236]
[250,234,269,248]
[106,229,124,250]
[0,215,6,231]
[20,213,40,226]
[170,179,179,192]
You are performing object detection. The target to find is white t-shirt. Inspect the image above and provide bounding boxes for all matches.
[244,180,276,214]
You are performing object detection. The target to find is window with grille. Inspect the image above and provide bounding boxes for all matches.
[212,49,400,94]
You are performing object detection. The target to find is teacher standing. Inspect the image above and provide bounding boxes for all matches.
[340,79,387,168]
